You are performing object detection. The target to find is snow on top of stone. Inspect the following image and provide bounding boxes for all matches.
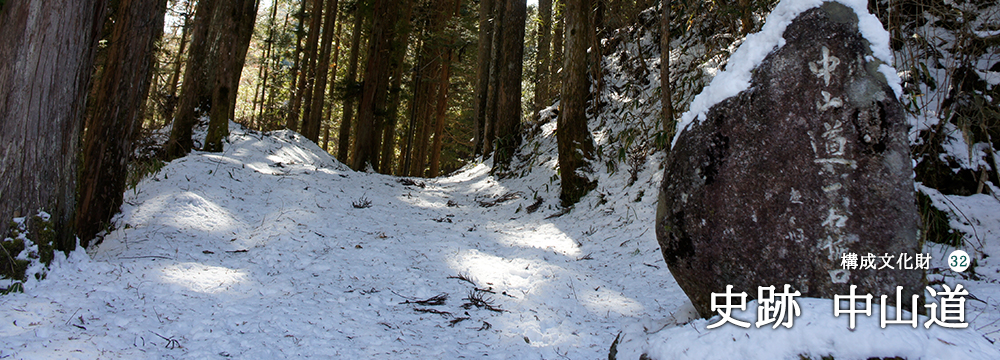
[671,0,902,148]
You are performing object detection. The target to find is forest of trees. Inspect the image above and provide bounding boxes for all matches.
[0,0,655,249]
[1,0,998,254]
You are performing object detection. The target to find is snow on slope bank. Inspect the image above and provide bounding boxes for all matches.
[0,123,681,358]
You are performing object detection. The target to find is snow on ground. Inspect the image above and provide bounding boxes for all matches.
[1,122,998,359]
[0,123,682,359]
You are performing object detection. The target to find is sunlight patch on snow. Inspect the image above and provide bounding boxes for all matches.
[126,191,239,235]
[163,192,239,233]
[500,223,582,257]
[449,250,556,294]
[160,262,248,294]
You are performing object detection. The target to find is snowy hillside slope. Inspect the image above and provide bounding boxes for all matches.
[0,122,684,359]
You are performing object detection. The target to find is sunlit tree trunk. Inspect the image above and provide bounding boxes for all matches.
[77,0,167,246]
[203,0,260,152]
[557,0,597,205]
[493,0,526,171]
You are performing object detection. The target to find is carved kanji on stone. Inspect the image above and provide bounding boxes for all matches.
[656,2,921,318]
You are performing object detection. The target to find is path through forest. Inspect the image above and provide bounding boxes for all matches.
[0,123,683,359]
[2,123,999,359]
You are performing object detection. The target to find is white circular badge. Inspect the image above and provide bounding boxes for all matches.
[948,250,971,272]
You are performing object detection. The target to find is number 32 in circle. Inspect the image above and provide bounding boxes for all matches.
[949,250,970,272]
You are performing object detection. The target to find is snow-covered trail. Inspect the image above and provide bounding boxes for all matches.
[4,124,1000,359]
[0,125,684,359]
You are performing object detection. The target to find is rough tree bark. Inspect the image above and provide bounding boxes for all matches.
[557,0,597,205]
[77,0,167,246]
[493,0,526,171]
[0,0,107,251]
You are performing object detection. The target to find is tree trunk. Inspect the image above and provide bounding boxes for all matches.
[303,0,340,142]
[252,0,280,129]
[493,0,526,171]
[400,37,425,175]
[483,0,503,156]
[77,0,167,246]
[659,0,673,147]
[0,0,107,251]
[337,4,367,163]
[551,0,564,94]
[533,0,552,118]
[351,0,398,170]
[379,2,414,174]
[165,0,194,126]
[285,0,308,130]
[558,0,597,206]
[428,0,461,177]
[322,15,344,152]
[428,48,453,177]
[289,0,324,133]
[204,0,260,152]
[472,0,494,156]
[166,0,218,158]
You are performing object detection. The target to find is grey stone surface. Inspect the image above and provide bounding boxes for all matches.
[656,3,922,318]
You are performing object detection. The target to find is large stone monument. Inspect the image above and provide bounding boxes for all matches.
[656,2,922,317]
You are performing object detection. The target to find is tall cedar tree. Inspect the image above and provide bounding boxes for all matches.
[558,0,597,205]
[380,1,415,174]
[0,0,107,251]
[660,0,674,146]
[533,0,552,118]
[551,0,563,87]
[406,0,450,177]
[285,0,308,130]
[322,15,345,151]
[288,0,324,132]
[428,0,461,177]
[482,0,502,156]
[493,0,526,171]
[351,0,399,170]
[166,0,218,158]
[337,3,368,163]
[251,0,281,129]
[165,0,194,124]
[472,0,494,156]
[77,0,168,246]
[203,0,260,152]
[302,0,340,142]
